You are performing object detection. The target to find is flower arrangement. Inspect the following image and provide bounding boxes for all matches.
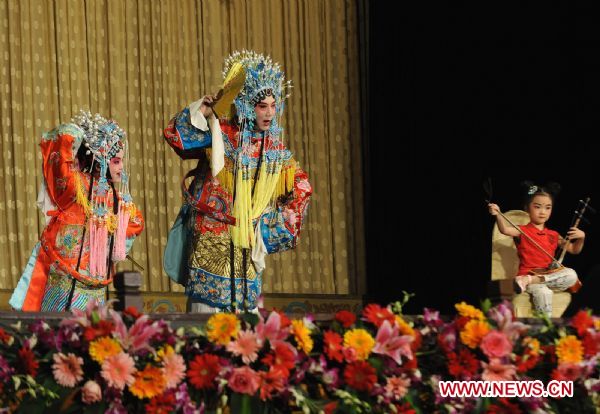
[0,296,598,413]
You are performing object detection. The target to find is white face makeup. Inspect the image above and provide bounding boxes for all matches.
[254,95,276,131]
[109,149,124,183]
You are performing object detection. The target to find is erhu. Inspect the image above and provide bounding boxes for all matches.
[484,179,593,293]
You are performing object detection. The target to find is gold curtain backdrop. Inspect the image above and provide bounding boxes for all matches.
[0,0,365,305]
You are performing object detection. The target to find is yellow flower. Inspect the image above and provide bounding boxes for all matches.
[291,319,314,354]
[395,316,415,337]
[89,337,122,364]
[206,313,240,346]
[129,365,166,399]
[455,302,485,321]
[556,335,584,364]
[522,337,540,355]
[344,329,375,360]
[460,320,490,349]
[155,344,174,362]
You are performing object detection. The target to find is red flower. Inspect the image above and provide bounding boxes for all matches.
[323,331,344,362]
[0,328,10,344]
[402,353,418,371]
[145,391,176,414]
[582,331,598,358]
[447,349,479,379]
[343,361,377,392]
[335,310,356,328]
[83,320,115,342]
[259,368,287,401]
[272,308,292,330]
[16,347,39,377]
[571,310,594,336]
[262,341,296,377]
[324,401,338,414]
[486,397,522,414]
[395,402,417,414]
[454,316,470,331]
[542,345,557,364]
[410,330,422,351]
[187,353,221,389]
[362,304,395,328]
[124,306,142,320]
[515,354,539,373]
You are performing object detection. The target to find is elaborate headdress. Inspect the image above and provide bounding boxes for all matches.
[218,50,292,132]
[71,111,133,279]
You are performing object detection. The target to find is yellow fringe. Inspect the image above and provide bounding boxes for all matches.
[106,213,118,234]
[74,173,92,216]
[216,167,234,195]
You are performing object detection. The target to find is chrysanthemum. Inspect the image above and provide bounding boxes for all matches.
[130,365,167,399]
[344,329,375,361]
[89,336,123,364]
[52,352,84,387]
[206,313,240,346]
[101,352,136,390]
[459,319,490,349]
[555,335,584,364]
[455,302,485,321]
[291,319,314,354]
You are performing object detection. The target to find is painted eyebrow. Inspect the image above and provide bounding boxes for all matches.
[532,202,552,207]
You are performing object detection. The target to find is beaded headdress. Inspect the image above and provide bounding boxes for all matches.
[221,50,292,131]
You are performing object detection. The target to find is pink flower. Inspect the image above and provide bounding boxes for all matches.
[163,352,186,389]
[482,358,516,381]
[256,311,289,342]
[553,362,583,381]
[81,380,102,404]
[112,312,162,353]
[385,375,410,400]
[227,330,262,364]
[343,346,358,363]
[101,352,136,390]
[52,352,84,387]
[372,320,414,365]
[228,366,260,396]
[480,330,512,359]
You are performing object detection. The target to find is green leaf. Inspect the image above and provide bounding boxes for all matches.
[480,298,492,314]
[240,312,260,327]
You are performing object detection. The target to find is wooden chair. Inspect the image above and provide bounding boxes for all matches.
[490,210,571,318]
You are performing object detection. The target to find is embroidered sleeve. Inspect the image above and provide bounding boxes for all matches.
[259,161,312,254]
[164,107,213,159]
[40,124,85,210]
[125,205,144,238]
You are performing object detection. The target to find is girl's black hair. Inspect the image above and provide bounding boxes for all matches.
[75,141,113,180]
[520,180,561,208]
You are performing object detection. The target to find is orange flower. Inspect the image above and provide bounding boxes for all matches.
[522,337,540,356]
[88,337,122,364]
[130,365,167,399]
[459,320,490,348]
[395,316,415,337]
[206,313,239,346]
[555,335,584,364]
[291,319,313,354]
[455,302,485,321]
